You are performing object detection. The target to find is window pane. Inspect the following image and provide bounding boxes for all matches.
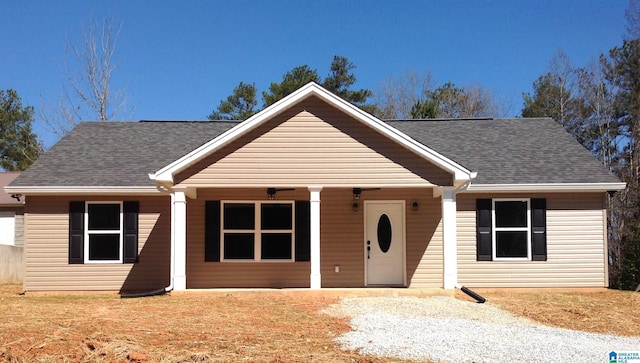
[496,231,528,258]
[88,204,120,230]
[224,233,254,259]
[224,204,255,230]
[261,204,292,230]
[88,234,120,260]
[261,233,292,259]
[495,201,527,227]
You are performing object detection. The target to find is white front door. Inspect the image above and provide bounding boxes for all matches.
[365,201,405,286]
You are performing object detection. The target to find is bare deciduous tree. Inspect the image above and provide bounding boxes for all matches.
[375,71,508,119]
[374,70,434,119]
[42,17,130,137]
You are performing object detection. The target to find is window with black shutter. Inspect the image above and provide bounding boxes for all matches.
[68,201,139,264]
[476,198,546,261]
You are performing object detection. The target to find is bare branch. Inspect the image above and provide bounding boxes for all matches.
[42,17,130,138]
[374,70,433,119]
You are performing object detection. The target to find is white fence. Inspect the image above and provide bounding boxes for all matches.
[0,244,23,284]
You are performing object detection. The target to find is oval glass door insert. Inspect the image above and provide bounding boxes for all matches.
[377,214,392,253]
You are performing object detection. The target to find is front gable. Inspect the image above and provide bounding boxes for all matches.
[151,82,473,189]
[174,96,453,188]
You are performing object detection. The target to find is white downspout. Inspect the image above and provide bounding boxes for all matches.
[165,192,175,292]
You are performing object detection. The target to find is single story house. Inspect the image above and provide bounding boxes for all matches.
[5,82,625,293]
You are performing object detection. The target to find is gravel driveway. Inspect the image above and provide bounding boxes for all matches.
[324,296,640,362]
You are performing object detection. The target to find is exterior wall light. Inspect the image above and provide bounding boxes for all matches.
[412,201,419,211]
[352,188,361,200]
[352,202,359,212]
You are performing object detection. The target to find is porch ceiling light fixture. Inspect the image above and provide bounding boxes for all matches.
[352,187,381,200]
[267,187,295,200]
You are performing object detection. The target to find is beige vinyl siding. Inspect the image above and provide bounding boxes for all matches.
[23,195,170,292]
[457,192,608,287]
[406,194,443,288]
[176,96,452,188]
[186,188,442,288]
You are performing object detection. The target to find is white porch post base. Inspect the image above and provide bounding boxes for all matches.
[173,189,187,291]
[309,186,323,289]
[442,187,458,290]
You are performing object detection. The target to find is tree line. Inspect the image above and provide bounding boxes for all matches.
[207,58,506,121]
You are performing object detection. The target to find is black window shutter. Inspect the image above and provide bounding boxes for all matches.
[531,198,547,261]
[295,201,311,262]
[69,201,85,264]
[205,201,221,262]
[476,199,493,261]
[123,201,139,263]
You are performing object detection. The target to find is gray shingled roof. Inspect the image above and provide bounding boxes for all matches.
[386,118,620,184]
[10,117,619,188]
[10,121,238,187]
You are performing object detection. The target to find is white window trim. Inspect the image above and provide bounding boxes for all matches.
[220,200,296,262]
[492,198,531,261]
[84,201,123,264]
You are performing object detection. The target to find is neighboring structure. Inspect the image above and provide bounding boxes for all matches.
[5,83,625,292]
[0,172,25,284]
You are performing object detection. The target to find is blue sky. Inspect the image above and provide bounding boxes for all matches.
[1,0,630,147]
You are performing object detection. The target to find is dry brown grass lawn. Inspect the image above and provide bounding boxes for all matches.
[1,285,638,362]
[458,288,640,337]
[0,285,387,363]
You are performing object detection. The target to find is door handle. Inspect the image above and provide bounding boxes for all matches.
[367,240,371,259]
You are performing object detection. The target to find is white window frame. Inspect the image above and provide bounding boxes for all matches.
[221,201,295,262]
[84,201,123,264]
[492,198,531,261]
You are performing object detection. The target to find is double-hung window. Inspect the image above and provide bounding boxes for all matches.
[85,202,123,263]
[222,201,294,262]
[476,198,547,262]
[69,201,138,264]
[492,199,530,259]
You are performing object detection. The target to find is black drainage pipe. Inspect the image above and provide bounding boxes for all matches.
[458,285,486,303]
[120,288,167,299]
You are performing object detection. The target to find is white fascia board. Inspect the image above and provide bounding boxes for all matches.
[169,181,437,189]
[465,182,627,193]
[152,82,475,184]
[3,186,161,196]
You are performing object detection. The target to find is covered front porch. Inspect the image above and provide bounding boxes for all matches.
[166,186,462,291]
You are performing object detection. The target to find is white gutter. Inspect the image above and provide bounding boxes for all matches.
[4,186,161,195]
[165,191,175,293]
[466,182,627,193]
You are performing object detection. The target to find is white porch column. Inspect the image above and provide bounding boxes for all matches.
[172,189,187,291]
[308,186,323,289]
[442,187,458,289]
